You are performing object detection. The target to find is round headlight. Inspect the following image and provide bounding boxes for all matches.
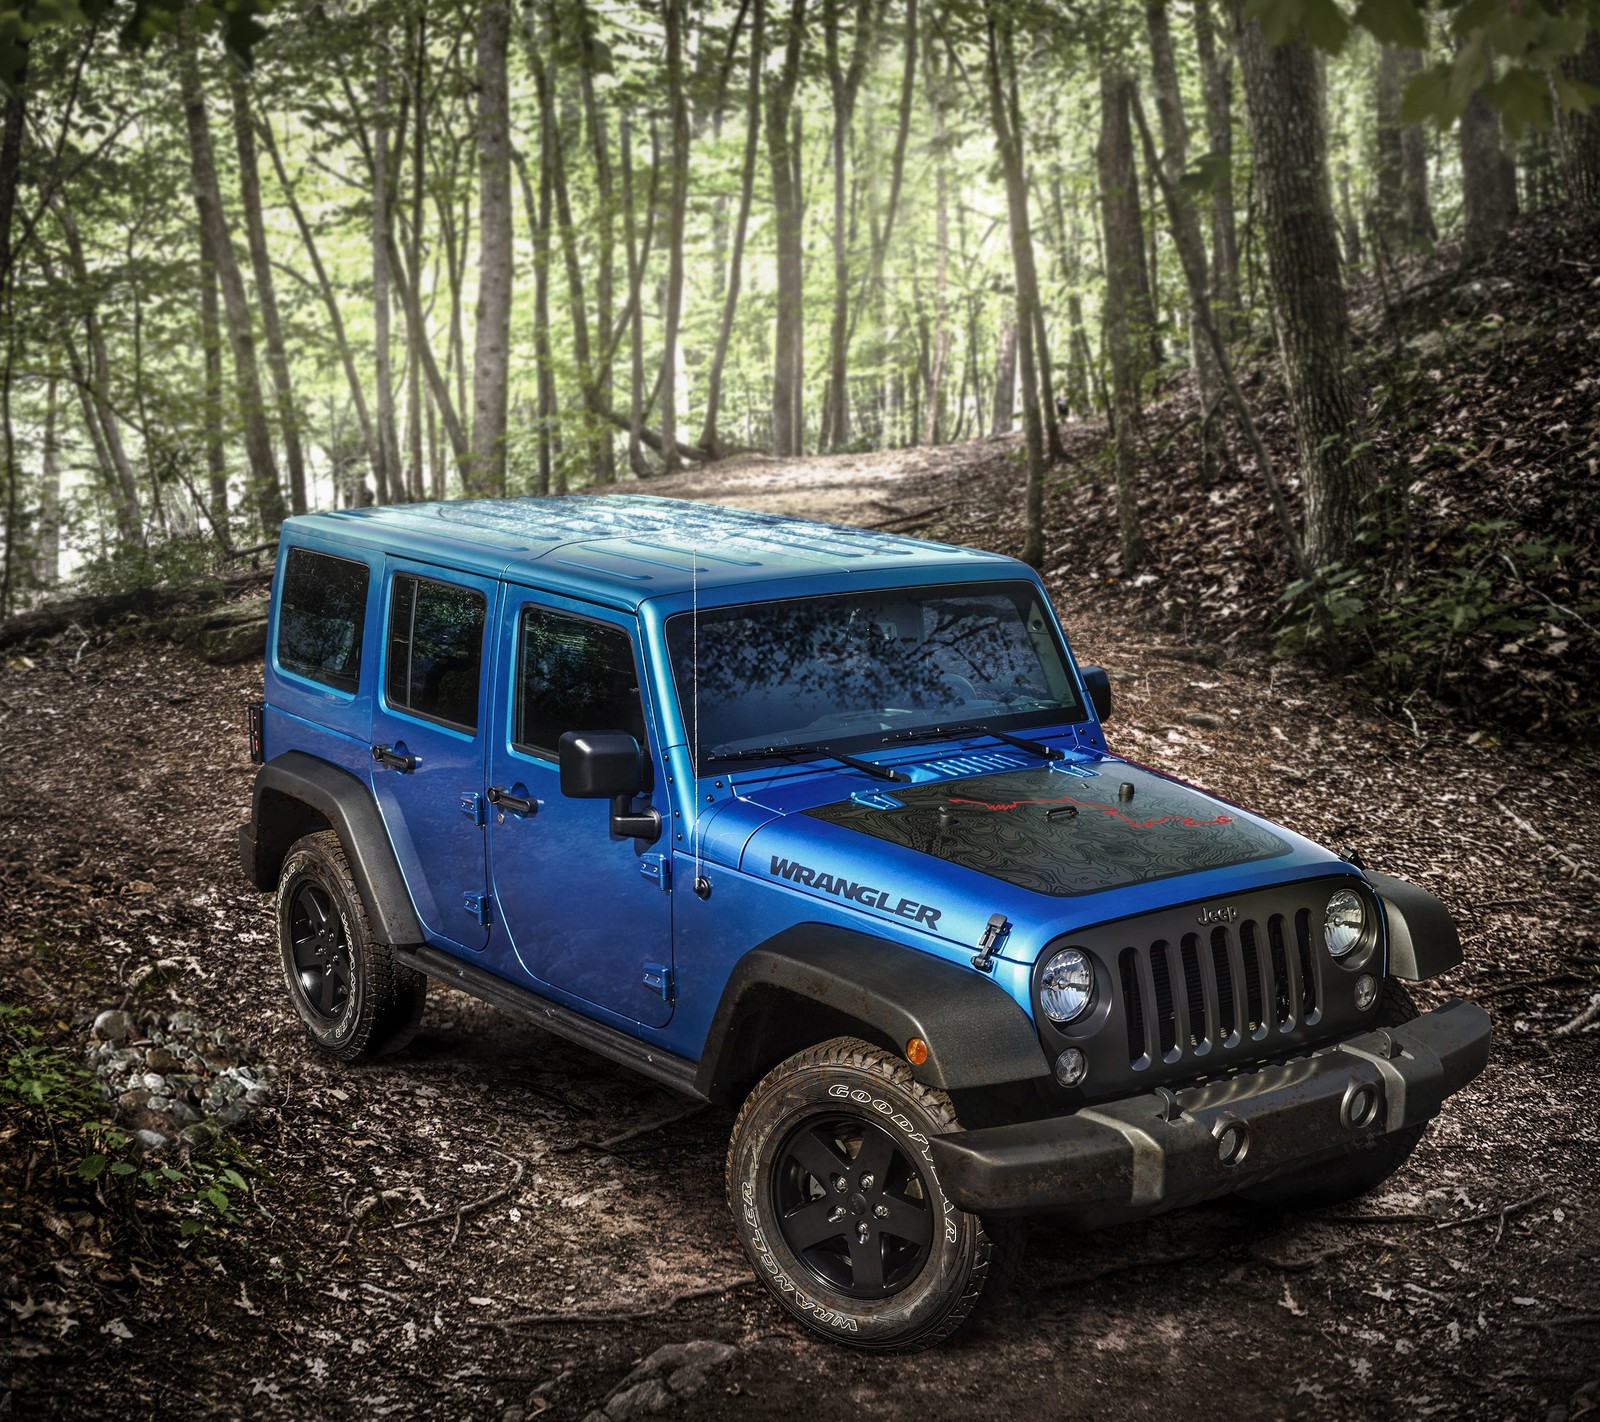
[1040,948,1094,1024]
[1324,889,1368,958]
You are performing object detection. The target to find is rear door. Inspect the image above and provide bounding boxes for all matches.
[485,589,674,1027]
[369,560,501,955]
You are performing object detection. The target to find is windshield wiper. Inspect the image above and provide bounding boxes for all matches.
[710,742,908,782]
[883,722,1063,761]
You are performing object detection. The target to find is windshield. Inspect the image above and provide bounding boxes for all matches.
[664,581,1085,769]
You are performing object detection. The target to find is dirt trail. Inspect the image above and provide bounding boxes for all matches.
[2,445,1598,1421]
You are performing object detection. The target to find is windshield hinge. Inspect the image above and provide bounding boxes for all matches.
[971,914,1010,973]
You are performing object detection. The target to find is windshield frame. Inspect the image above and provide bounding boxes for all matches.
[662,578,1090,774]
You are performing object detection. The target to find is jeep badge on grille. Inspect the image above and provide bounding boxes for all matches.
[1198,904,1239,924]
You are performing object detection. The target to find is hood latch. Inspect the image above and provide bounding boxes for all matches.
[971,914,1011,974]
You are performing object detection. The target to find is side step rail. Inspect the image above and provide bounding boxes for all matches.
[393,943,705,1101]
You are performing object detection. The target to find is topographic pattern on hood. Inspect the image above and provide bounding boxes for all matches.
[804,762,1290,898]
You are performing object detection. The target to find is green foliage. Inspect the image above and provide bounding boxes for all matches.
[74,531,224,598]
[1,1002,256,1240]
[1277,520,1599,727]
[1248,0,1600,131]
[0,0,271,86]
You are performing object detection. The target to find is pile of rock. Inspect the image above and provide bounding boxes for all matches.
[86,1009,278,1155]
[581,1340,741,1422]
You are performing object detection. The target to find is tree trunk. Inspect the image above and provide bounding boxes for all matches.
[985,7,1046,566]
[50,224,144,545]
[1558,28,1600,209]
[658,0,692,474]
[258,118,383,498]
[990,313,1016,435]
[702,0,765,455]
[1097,70,1147,576]
[617,118,652,476]
[511,147,558,495]
[177,11,286,533]
[1374,46,1404,248]
[34,371,59,587]
[468,0,512,496]
[528,34,602,480]
[1192,0,1238,333]
[1147,0,1224,483]
[0,41,26,304]
[1234,13,1374,569]
[407,14,427,500]
[1460,82,1514,258]
[821,0,876,451]
[1336,161,1362,267]
[373,61,397,503]
[196,212,229,523]
[229,66,307,516]
[1003,20,1063,466]
[922,18,950,448]
[767,0,807,457]
[578,5,618,485]
[1397,47,1437,244]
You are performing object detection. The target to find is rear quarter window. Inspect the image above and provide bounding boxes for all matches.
[276,547,370,693]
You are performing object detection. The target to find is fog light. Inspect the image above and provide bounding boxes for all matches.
[1355,974,1378,1011]
[1054,1048,1087,1087]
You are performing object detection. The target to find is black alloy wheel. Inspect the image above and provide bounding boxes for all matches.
[772,1112,934,1298]
[274,830,426,1060]
[288,881,353,1020]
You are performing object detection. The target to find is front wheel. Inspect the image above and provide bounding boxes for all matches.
[726,1037,1023,1351]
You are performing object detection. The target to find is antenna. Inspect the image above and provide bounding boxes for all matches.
[692,549,710,899]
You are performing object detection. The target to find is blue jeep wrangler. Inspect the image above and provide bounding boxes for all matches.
[239,496,1490,1350]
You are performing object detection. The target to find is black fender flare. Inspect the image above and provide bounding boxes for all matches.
[240,751,423,946]
[693,924,1051,1102]
[1368,871,1463,981]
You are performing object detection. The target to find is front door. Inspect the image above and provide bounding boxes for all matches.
[486,591,674,1028]
[369,561,500,955]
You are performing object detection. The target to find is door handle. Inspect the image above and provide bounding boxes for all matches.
[487,785,539,817]
[372,744,418,773]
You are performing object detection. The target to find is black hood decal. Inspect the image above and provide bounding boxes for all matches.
[804,762,1290,898]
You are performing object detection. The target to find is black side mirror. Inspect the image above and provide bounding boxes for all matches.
[1080,666,1112,722]
[558,731,661,843]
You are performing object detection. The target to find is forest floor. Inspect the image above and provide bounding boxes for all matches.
[3,435,1600,1422]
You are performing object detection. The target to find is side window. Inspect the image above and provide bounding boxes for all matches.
[277,547,369,693]
[385,575,487,732]
[515,606,646,757]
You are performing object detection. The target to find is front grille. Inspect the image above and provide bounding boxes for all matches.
[1116,911,1324,1069]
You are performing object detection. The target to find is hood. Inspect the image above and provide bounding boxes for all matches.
[731,753,1341,961]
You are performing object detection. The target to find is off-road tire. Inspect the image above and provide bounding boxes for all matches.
[276,831,426,1061]
[726,1036,1025,1352]
[1242,980,1427,1209]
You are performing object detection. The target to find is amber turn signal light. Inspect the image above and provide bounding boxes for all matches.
[905,1037,929,1066]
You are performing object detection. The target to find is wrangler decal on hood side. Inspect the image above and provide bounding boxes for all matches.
[769,856,943,929]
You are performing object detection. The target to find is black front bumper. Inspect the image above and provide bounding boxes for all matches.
[930,998,1491,1226]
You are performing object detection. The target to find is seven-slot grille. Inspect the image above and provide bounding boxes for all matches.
[1117,910,1323,1069]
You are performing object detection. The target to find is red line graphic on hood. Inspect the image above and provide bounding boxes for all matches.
[945,793,1232,830]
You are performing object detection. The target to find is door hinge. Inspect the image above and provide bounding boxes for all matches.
[639,852,672,892]
[462,892,493,927]
[642,962,675,1001]
[459,792,486,826]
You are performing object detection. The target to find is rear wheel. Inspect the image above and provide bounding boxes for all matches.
[726,1036,1023,1351]
[276,831,426,1061]
[1242,979,1427,1208]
